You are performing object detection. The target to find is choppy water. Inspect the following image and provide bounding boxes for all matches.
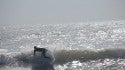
[0,21,125,70]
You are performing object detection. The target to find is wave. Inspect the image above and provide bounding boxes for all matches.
[0,49,125,66]
[55,49,125,64]
[0,50,55,70]
[55,59,125,70]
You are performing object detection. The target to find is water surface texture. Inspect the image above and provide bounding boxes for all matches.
[0,21,125,70]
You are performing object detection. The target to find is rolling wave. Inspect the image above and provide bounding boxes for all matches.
[0,50,55,70]
[55,49,125,64]
[0,49,125,66]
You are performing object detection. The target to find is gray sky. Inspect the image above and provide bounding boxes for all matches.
[0,0,125,25]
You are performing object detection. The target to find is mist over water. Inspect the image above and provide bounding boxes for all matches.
[0,21,125,70]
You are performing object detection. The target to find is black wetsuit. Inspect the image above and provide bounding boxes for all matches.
[34,46,48,58]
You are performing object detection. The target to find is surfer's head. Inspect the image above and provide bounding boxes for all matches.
[34,46,37,49]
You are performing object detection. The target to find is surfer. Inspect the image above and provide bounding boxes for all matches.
[32,46,55,70]
[34,46,48,58]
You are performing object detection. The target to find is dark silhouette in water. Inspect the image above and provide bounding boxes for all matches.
[31,57,54,70]
[34,46,48,58]
[32,46,55,70]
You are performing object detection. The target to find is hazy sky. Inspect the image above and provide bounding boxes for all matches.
[0,0,125,25]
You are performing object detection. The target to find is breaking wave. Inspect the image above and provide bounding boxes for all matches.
[55,49,125,64]
[0,49,125,66]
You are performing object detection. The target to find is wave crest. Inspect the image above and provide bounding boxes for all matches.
[55,49,125,64]
[0,49,125,66]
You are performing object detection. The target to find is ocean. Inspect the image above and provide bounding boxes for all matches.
[0,21,125,70]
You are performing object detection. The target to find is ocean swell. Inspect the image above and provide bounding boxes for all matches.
[0,49,125,66]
